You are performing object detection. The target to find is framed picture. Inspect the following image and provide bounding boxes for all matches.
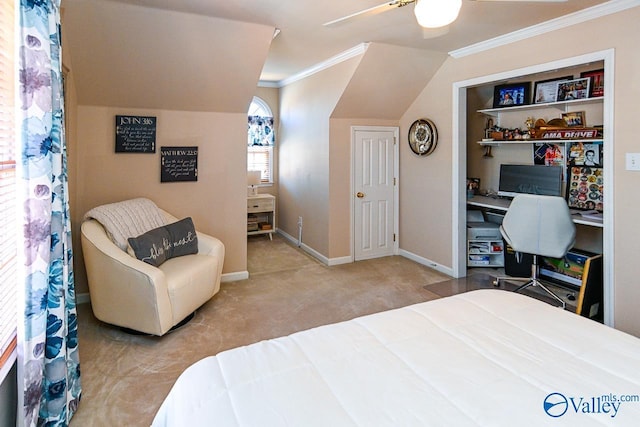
[556,78,590,102]
[533,143,565,168]
[466,178,480,195]
[562,111,586,127]
[580,69,604,97]
[115,115,157,153]
[492,82,531,108]
[161,146,198,182]
[566,166,603,211]
[533,76,572,104]
[567,141,603,167]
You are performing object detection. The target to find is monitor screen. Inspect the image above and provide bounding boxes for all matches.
[498,164,562,198]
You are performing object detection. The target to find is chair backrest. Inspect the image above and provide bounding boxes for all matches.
[500,194,576,259]
[83,198,167,251]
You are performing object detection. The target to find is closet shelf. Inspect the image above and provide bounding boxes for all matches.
[477,97,603,116]
[477,138,604,146]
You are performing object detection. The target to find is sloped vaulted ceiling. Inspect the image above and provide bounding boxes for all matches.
[331,43,447,120]
[62,0,274,112]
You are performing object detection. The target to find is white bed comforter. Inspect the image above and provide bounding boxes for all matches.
[152,290,640,426]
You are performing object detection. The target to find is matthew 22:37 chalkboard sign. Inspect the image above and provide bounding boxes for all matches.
[115,115,157,153]
[161,146,198,183]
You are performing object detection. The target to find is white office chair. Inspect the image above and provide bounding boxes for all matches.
[493,194,576,308]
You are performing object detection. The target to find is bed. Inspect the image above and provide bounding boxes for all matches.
[152,290,640,426]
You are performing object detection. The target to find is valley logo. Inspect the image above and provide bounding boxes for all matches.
[543,392,640,419]
[544,393,569,418]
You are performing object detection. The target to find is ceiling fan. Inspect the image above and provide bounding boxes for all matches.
[323,0,568,29]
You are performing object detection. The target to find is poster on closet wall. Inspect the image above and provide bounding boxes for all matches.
[115,115,156,153]
[567,167,603,212]
[533,142,564,167]
[533,143,566,181]
[567,141,603,167]
[161,146,198,182]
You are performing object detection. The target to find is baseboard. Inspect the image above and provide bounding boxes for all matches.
[277,230,353,266]
[277,229,326,264]
[221,271,249,282]
[278,229,453,270]
[76,293,91,305]
[398,249,454,277]
[299,243,329,265]
[327,256,352,266]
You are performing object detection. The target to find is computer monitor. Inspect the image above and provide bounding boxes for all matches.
[498,164,562,198]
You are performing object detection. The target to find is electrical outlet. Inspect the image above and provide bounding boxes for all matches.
[626,153,640,171]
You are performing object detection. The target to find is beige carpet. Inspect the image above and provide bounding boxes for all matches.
[70,234,457,426]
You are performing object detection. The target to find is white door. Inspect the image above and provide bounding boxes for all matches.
[353,128,397,261]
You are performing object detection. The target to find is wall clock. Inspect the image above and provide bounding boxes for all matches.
[408,118,438,156]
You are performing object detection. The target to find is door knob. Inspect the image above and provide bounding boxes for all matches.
[356,192,365,198]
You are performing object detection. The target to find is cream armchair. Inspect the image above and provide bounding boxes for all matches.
[81,207,225,336]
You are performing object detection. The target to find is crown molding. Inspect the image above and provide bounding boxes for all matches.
[269,42,370,88]
[257,80,280,88]
[449,0,640,58]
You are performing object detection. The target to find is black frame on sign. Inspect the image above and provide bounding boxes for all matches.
[492,82,531,108]
[160,146,198,183]
[115,115,157,153]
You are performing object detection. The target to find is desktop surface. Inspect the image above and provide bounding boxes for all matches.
[467,195,603,228]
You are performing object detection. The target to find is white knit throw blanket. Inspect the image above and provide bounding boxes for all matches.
[83,198,167,251]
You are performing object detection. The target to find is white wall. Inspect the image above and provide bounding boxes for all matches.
[278,58,361,255]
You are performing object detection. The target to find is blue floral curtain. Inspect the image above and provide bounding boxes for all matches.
[17,0,81,426]
[248,115,274,146]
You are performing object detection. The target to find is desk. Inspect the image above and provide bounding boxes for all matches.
[467,195,603,228]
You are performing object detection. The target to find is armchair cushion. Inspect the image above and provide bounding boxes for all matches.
[128,217,198,267]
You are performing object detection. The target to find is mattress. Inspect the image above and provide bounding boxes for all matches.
[152,290,640,426]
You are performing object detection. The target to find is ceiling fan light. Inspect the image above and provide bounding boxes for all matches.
[414,0,462,29]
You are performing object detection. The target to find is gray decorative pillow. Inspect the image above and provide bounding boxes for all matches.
[127,217,199,267]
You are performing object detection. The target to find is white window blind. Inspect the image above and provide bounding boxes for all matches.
[247,146,273,183]
[0,0,17,381]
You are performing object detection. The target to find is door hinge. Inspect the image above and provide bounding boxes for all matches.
[394,177,396,186]
[393,233,396,242]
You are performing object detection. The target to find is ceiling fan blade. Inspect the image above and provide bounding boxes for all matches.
[323,1,404,28]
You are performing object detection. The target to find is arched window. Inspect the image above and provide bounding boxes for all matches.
[248,97,274,183]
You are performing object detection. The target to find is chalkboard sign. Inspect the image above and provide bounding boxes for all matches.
[161,146,198,182]
[115,115,156,153]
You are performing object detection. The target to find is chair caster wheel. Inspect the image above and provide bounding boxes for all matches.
[493,278,500,287]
